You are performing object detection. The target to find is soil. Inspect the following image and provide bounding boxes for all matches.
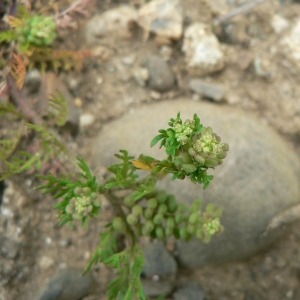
[2,0,300,299]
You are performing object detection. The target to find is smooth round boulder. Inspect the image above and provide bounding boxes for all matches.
[90,99,300,268]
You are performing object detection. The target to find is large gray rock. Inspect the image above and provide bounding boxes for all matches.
[90,99,300,268]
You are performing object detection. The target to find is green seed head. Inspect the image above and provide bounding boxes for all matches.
[153,213,164,225]
[155,226,165,240]
[157,203,168,215]
[166,195,177,213]
[126,214,138,226]
[132,205,143,216]
[144,208,154,219]
[112,216,125,232]
[147,198,158,209]
[181,163,197,173]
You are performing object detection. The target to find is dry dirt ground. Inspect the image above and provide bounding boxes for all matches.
[2,0,300,299]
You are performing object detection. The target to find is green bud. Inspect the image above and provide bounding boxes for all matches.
[155,226,165,240]
[189,213,199,225]
[132,205,143,216]
[112,216,125,232]
[74,187,83,195]
[153,213,164,225]
[166,217,175,229]
[188,147,197,157]
[182,163,197,173]
[206,127,213,134]
[65,203,74,214]
[142,220,155,235]
[179,152,193,163]
[194,154,205,164]
[92,197,102,207]
[144,208,154,219]
[222,143,229,151]
[156,191,167,203]
[189,199,202,214]
[187,224,195,234]
[217,152,227,159]
[179,226,188,239]
[83,187,92,195]
[165,227,173,237]
[166,195,177,213]
[175,213,184,224]
[177,203,187,214]
[205,158,219,168]
[72,213,83,220]
[83,205,93,216]
[157,203,168,215]
[126,214,138,226]
[124,196,135,207]
[174,157,183,167]
[196,228,204,240]
[147,198,158,209]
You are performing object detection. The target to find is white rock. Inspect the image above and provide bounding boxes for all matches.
[182,23,225,76]
[84,5,137,44]
[280,19,300,67]
[80,113,95,128]
[39,256,54,270]
[137,0,183,41]
[271,15,289,34]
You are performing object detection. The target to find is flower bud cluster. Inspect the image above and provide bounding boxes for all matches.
[173,119,195,145]
[188,126,229,168]
[17,15,57,47]
[65,187,102,221]
[112,191,222,242]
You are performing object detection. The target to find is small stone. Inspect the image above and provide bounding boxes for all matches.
[24,69,42,94]
[280,19,300,75]
[160,45,173,61]
[0,237,19,259]
[173,285,205,300]
[271,15,289,34]
[80,113,95,128]
[189,79,225,101]
[39,256,54,270]
[84,5,137,44]
[143,241,177,276]
[36,267,95,300]
[133,67,149,87]
[137,0,183,41]
[123,55,135,66]
[182,22,225,76]
[143,55,176,92]
[141,240,177,297]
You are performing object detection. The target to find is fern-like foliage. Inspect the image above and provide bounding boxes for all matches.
[0,29,17,43]
[48,91,69,126]
[11,54,27,89]
[27,48,91,72]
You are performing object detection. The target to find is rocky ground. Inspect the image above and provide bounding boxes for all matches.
[2,0,300,299]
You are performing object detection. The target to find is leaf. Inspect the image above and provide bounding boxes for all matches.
[150,134,165,147]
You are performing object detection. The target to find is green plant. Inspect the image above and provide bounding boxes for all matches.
[38,112,229,299]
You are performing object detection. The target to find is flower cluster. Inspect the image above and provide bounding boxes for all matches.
[65,187,102,221]
[17,15,57,47]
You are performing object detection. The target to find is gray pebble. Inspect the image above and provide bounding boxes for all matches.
[143,55,176,92]
[0,237,19,259]
[143,241,177,276]
[189,78,226,101]
[142,241,177,297]
[36,267,95,300]
[173,285,205,300]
